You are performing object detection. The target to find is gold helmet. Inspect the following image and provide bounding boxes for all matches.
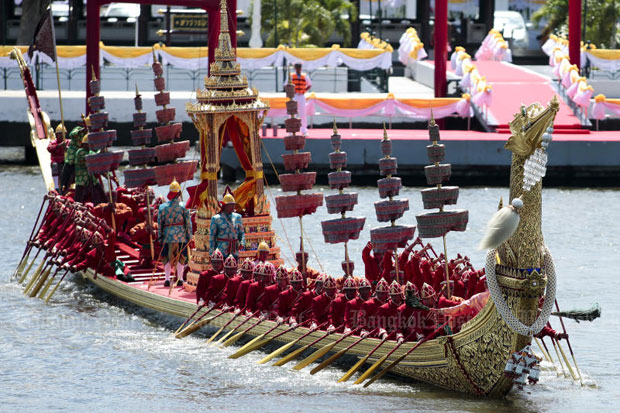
[55,124,67,134]
[82,135,89,144]
[258,241,270,252]
[222,193,235,204]
[169,179,181,193]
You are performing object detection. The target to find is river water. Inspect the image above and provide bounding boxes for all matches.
[1,165,618,412]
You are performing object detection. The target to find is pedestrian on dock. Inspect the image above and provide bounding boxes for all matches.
[286,61,312,136]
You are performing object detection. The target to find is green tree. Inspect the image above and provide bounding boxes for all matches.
[532,0,619,48]
[258,0,356,47]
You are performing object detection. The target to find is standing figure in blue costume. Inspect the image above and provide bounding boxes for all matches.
[158,179,192,287]
[209,193,245,260]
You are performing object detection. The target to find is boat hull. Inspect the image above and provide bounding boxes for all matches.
[81,268,517,396]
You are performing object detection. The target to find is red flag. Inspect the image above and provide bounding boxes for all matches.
[28,7,56,61]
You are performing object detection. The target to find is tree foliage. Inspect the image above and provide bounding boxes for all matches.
[258,0,356,47]
[532,0,619,48]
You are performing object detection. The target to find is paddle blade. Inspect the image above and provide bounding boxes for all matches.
[338,355,369,383]
[23,260,46,293]
[311,347,348,375]
[206,324,226,344]
[231,333,267,355]
[293,342,337,371]
[29,266,52,297]
[273,344,308,367]
[364,353,407,388]
[258,341,297,364]
[221,331,245,347]
[20,255,40,284]
[354,353,389,384]
[176,315,214,339]
[229,337,271,359]
[215,328,236,345]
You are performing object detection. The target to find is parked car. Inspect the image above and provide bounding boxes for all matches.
[494,11,529,51]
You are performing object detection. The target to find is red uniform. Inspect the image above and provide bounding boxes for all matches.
[375,300,401,339]
[398,304,434,339]
[233,279,252,309]
[73,243,115,277]
[196,269,218,304]
[344,296,364,329]
[244,281,266,313]
[327,293,348,327]
[292,290,318,322]
[221,275,243,307]
[205,273,228,303]
[311,293,333,325]
[47,139,68,164]
[275,288,302,318]
[451,279,466,299]
[359,297,384,331]
[419,261,434,289]
[258,284,283,314]
[362,243,380,283]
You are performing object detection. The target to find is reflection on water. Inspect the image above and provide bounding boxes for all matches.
[0,167,617,412]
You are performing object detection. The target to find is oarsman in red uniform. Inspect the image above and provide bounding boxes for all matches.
[329,277,356,332]
[196,249,224,304]
[343,278,362,331]
[72,231,115,277]
[275,269,304,322]
[220,259,244,308]
[259,265,289,317]
[244,262,271,313]
[205,255,237,305]
[311,276,337,328]
[291,274,324,324]
[232,259,255,309]
[376,281,405,342]
[360,278,389,333]
[361,242,381,285]
[419,260,435,290]
[399,281,434,340]
[47,124,68,191]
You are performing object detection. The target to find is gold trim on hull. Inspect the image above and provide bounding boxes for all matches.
[82,269,519,396]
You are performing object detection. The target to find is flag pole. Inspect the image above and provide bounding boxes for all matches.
[49,7,65,139]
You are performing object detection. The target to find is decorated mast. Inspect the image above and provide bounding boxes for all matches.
[185,0,281,289]
[415,115,469,298]
[369,126,416,280]
[321,122,365,277]
[274,68,323,273]
[122,51,197,193]
[84,70,123,230]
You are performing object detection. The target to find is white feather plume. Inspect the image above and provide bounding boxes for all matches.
[478,206,521,250]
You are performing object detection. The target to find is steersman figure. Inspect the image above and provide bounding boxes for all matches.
[158,179,192,287]
[209,193,244,260]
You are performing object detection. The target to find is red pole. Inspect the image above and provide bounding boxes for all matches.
[568,0,581,70]
[434,0,448,97]
[86,0,101,114]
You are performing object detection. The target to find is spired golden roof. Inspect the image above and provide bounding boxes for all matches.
[187,0,268,115]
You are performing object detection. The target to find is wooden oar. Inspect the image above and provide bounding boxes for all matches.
[175,308,229,339]
[548,334,569,378]
[206,311,244,344]
[38,265,62,298]
[539,337,563,376]
[221,317,267,348]
[363,321,448,388]
[228,321,283,358]
[229,320,313,360]
[293,326,358,371]
[12,196,50,280]
[28,266,53,297]
[273,324,335,367]
[22,256,47,292]
[310,329,376,375]
[554,337,578,381]
[215,310,261,345]
[174,303,208,335]
[44,267,71,303]
[258,322,327,365]
[338,334,389,383]
[534,337,552,363]
[353,335,409,385]
[554,299,585,386]
[18,248,41,284]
